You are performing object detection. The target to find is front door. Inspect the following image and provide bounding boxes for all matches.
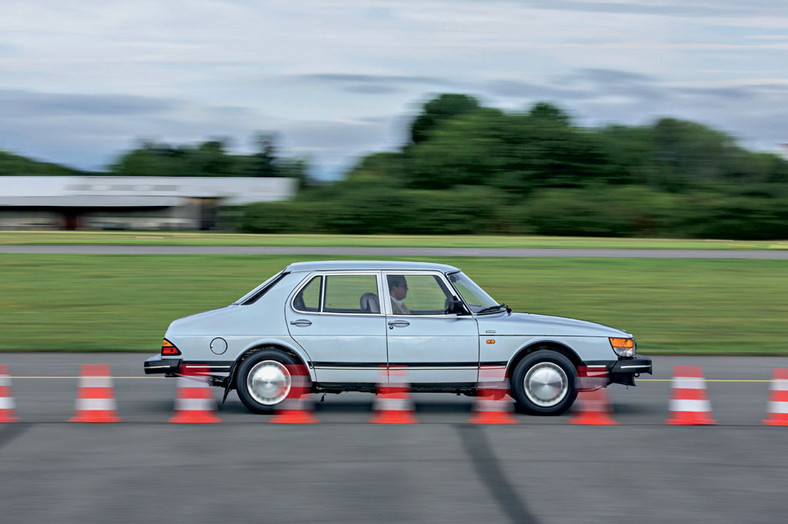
[286,273,387,384]
[384,272,479,384]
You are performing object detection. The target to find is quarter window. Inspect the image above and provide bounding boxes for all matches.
[293,275,322,312]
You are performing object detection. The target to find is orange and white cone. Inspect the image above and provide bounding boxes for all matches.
[270,364,319,424]
[569,367,618,425]
[763,368,788,426]
[469,366,517,424]
[69,364,121,423]
[369,366,418,424]
[0,364,19,423]
[665,365,716,425]
[169,369,221,423]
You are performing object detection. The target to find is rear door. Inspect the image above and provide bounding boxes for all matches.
[286,272,387,384]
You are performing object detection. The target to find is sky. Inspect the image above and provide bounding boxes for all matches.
[2,0,787,179]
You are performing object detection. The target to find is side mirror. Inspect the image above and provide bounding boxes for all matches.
[446,298,466,315]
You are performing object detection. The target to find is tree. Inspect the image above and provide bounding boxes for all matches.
[410,94,481,143]
[250,133,279,177]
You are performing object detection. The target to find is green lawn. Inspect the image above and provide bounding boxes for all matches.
[1,254,785,354]
[1,230,786,250]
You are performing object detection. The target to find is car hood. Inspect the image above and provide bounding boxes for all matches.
[476,312,630,338]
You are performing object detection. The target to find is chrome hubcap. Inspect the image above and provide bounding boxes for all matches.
[524,362,568,407]
[247,361,291,405]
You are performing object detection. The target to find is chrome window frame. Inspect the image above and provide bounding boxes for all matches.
[290,271,385,316]
[381,270,466,317]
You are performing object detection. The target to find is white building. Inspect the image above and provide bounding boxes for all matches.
[0,176,297,230]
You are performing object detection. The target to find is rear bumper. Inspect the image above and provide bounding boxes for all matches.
[144,354,181,375]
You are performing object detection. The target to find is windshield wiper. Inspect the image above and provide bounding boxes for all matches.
[476,303,510,315]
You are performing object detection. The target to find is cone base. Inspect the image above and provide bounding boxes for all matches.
[69,411,121,423]
[569,414,619,426]
[762,416,788,426]
[468,412,518,425]
[270,411,320,424]
[0,415,20,423]
[169,411,221,423]
[665,413,717,425]
[369,411,419,424]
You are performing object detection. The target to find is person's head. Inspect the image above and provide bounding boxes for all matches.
[388,275,408,300]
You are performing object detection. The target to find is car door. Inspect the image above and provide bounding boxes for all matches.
[286,272,387,384]
[384,272,479,384]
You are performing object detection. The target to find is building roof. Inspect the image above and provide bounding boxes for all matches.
[0,176,297,207]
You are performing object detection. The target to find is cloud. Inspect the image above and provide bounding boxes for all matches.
[0,89,180,118]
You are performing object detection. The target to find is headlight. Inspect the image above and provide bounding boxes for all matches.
[609,337,635,357]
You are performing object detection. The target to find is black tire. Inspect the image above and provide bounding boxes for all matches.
[235,349,301,414]
[510,350,577,415]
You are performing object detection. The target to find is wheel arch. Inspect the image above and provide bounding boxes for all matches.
[228,342,310,390]
[506,340,582,379]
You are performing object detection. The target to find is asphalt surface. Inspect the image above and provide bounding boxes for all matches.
[2,354,787,523]
[2,245,788,258]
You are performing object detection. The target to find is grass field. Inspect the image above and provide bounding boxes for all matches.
[1,231,787,250]
[1,254,785,354]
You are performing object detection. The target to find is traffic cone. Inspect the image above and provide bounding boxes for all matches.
[270,364,319,424]
[569,367,618,425]
[665,365,716,425]
[369,366,418,424]
[169,369,221,423]
[469,366,517,424]
[0,364,19,423]
[763,368,788,426]
[69,364,121,423]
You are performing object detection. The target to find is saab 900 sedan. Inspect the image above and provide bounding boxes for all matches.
[144,261,652,415]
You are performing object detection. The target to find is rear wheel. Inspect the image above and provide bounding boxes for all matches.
[236,349,300,413]
[511,350,577,415]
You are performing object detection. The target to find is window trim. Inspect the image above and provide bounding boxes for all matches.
[382,271,466,317]
[290,271,384,316]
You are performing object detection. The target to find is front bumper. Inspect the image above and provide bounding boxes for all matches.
[144,354,181,376]
[609,355,653,386]
[581,355,653,387]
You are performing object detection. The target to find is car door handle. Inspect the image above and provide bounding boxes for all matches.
[290,319,312,327]
[388,320,410,329]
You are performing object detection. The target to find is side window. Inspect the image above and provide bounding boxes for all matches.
[293,275,322,312]
[387,274,453,315]
[324,274,379,314]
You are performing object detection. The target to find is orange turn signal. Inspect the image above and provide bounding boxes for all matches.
[609,338,634,349]
[609,337,635,357]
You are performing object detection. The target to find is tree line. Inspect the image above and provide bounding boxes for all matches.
[237,94,788,239]
[3,93,787,239]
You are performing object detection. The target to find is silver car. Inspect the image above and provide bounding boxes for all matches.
[144,260,652,415]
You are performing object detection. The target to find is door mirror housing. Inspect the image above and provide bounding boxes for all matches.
[446,298,466,315]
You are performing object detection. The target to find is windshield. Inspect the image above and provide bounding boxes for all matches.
[448,271,499,313]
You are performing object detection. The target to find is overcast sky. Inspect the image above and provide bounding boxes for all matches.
[2,0,787,179]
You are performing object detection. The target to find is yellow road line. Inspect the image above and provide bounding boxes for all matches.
[640,378,772,383]
[9,376,165,379]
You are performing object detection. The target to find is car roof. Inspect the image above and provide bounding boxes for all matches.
[284,260,460,273]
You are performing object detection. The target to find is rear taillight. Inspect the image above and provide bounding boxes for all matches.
[161,339,181,356]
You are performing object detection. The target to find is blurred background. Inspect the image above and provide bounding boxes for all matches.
[1,1,787,239]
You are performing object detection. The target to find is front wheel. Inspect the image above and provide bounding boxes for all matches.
[511,350,577,415]
[235,349,301,413]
